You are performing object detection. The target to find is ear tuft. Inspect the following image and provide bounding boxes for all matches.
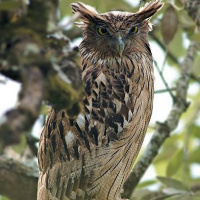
[71,2,99,24]
[136,0,164,21]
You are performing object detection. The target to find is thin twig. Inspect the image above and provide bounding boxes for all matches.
[155,87,176,94]
[161,48,168,72]
[149,31,179,65]
[154,60,175,100]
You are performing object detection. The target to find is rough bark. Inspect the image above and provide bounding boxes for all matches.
[0,156,38,200]
[0,0,82,150]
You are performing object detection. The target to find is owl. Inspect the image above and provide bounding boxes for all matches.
[37,1,163,200]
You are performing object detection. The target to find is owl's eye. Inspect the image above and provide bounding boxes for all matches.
[130,26,138,34]
[97,27,108,36]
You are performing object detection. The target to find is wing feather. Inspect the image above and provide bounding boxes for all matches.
[37,1,163,199]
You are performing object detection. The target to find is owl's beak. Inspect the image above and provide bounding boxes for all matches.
[116,37,124,57]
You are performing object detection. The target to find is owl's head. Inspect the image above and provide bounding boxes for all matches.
[71,1,163,60]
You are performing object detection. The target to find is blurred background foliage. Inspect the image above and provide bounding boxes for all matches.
[0,0,200,200]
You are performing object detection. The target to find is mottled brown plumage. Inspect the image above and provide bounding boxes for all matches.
[37,1,163,200]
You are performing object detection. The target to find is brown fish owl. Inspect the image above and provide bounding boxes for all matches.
[37,1,163,200]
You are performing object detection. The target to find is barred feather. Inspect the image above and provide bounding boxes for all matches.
[37,1,163,200]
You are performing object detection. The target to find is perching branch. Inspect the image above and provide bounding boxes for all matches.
[122,41,199,199]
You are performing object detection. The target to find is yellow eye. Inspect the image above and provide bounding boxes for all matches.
[97,27,108,36]
[130,26,138,34]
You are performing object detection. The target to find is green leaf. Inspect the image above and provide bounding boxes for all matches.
[179,10,195,28]
[190,33,200,43]
[192,55,200,76]
[175,0,184,7]
[0,195,11,200]
[189,146,200,163]
[40,104,50,115]
[137,180,157,188]
[154,134,181,164]
[168,28,186,65]
[0,1,21,11]
[12,134,26,154]
[157,176,189,191]
[192,124,200,140]
[154,161,168,176]
[166,148,184,177]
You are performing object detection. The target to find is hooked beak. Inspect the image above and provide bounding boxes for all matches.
[115,37,124,57]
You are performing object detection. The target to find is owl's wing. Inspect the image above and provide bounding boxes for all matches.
[37,74,123,200]
[37,56,153,200]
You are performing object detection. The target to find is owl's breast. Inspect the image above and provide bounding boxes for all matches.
[80,55,154,145]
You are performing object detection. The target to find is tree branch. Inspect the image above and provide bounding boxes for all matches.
[0,66,44,150]
[154,60,175,100]
[0,0,82,150]
[149,31,179,65]
[122,41,199,199]
[0,155,38,200]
